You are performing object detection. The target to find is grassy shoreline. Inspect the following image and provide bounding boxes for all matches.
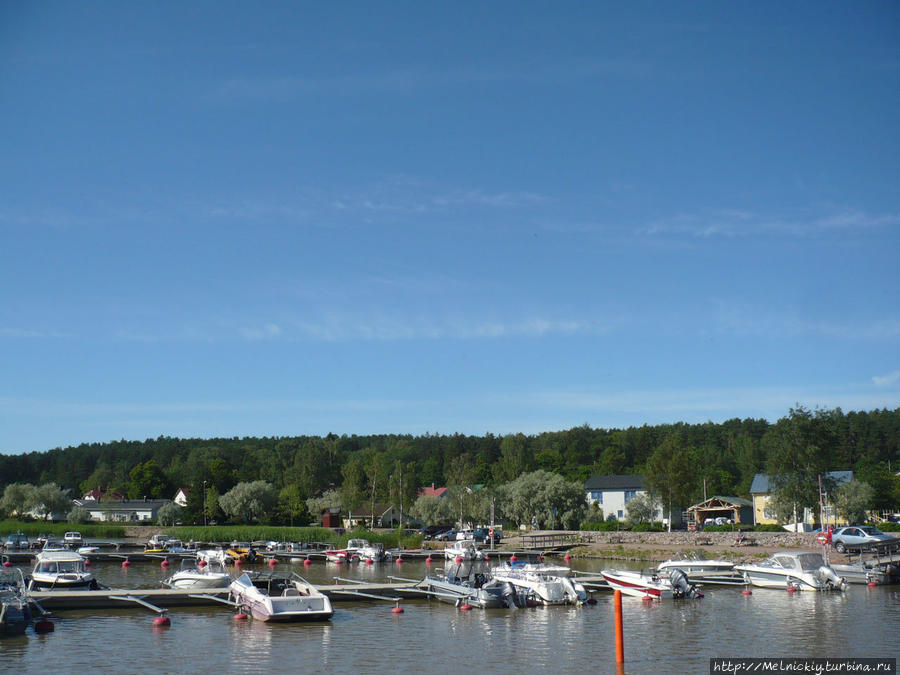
[0,520,126,539]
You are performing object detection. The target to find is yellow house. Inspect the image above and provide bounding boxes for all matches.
[749,472,853,527]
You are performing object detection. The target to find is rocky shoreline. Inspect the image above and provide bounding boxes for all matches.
[505,530,824,562]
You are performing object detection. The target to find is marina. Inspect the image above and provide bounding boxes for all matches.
[1,555,897,674]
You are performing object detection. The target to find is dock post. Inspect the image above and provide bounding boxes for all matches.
[613,589,624,666]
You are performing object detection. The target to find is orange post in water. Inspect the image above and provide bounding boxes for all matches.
[614,589,624,665]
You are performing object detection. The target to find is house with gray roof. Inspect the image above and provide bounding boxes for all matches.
[749,471,853,527]
[584,474,682,526]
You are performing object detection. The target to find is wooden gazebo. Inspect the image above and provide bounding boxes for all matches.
[687,496,753,526]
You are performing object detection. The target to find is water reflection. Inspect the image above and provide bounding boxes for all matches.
[1,559,897,674]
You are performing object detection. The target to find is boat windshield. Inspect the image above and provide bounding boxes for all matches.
[38,560,84,573]
[796,553,825,571]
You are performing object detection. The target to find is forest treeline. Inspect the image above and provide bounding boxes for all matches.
[1,406,898,514]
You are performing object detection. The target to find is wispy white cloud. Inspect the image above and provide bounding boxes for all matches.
[638,209,900,239]
[873,369,900,387]
[209,59,651,103]
[0,327,70,339]
[498,385,900,420]
[711,304,900,341]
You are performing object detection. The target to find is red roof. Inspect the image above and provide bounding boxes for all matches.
[417,484,448,498]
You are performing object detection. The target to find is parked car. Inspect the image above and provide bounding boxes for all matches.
[418,525,452,540]
[472,528,502,544]
[831,526,898,553]
[433,529,457,541]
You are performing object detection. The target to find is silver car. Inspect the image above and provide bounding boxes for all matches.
[831,526,897,553]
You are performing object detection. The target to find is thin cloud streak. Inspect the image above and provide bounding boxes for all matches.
[638,209,900,239]
[873,370,900,387]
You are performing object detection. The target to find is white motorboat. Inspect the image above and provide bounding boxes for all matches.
[657,555,743,584]
[491,562,588,605]
[420,562,517,609]
[63,531,83,545]
[197,548,229,566]
[229,572,333,622]
[445,539,485,562]
[735,552,847,591]
[600,568,703,600]
[164,560,231,589]
[29,549,96,590]
[829,560,896,585]
[345,538,390,562]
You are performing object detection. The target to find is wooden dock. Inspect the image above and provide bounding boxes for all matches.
[29,574,613,612]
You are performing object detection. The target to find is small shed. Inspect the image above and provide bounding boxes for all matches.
[688,496,753,526]
[321,507,341,528]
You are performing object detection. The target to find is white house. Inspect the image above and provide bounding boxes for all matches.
[71,497,173,522]
[584,474,681,526]
[174,487,190,507]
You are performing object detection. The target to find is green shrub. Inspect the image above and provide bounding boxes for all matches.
[875,522,899,532]
[631,522,665,532]
[581,521,627,532]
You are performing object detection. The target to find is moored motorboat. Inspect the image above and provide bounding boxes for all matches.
[229,572,333,622]
[420,561,517,609]
[444,539,484,562]
[600,568,703,600]
[347,539,389,563]
[164,560,231,589]
[657,555,743,584]
[197,547,229,566]
[28,549,97,591]
[0,567,32,636]
[491,562,588,605]
[735,552,847,591]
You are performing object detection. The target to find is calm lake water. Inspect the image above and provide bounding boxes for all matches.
[1,557,898,674]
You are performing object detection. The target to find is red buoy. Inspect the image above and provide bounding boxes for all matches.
[233,613,249,621]
[483,555,490,561]
[161,560,170,568]
[268,558,277,568]
[460,603,472,611]
[395,557,403,564]
[455,556,463,565]
[198,560,207,567]
[2,561,12,568]
[742,589,752,595]
[303,558,312,566]
[563,554,571,563]
[122,560,131,568]
[426,556,433,564]
[391,606,404,614]
[365,558,373,565]
[642,595,653,604]
[510,554,517,562]
[34,618,55,633]
[234,559,243,567]
[84,559,91,567]
[786,586,796,594]
[867,581,878,588]
[153,615,171,627]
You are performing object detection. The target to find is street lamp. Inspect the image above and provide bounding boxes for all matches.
[202,480,208,527]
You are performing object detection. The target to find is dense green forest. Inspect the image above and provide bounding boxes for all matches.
[2,407,898,519]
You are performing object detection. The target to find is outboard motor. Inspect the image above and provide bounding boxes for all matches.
[668,568,704,599]
[502,581,522,608]
[816,566,848,591]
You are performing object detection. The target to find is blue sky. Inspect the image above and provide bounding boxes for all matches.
[1,2,899,453]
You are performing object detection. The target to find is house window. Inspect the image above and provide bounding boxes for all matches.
[590,491,603,504]
[617,510,624,519]
[624,490,638,503]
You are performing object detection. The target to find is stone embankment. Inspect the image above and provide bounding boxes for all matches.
[505,529,822,562]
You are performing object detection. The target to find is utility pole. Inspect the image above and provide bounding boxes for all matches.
[202,480,207,527]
